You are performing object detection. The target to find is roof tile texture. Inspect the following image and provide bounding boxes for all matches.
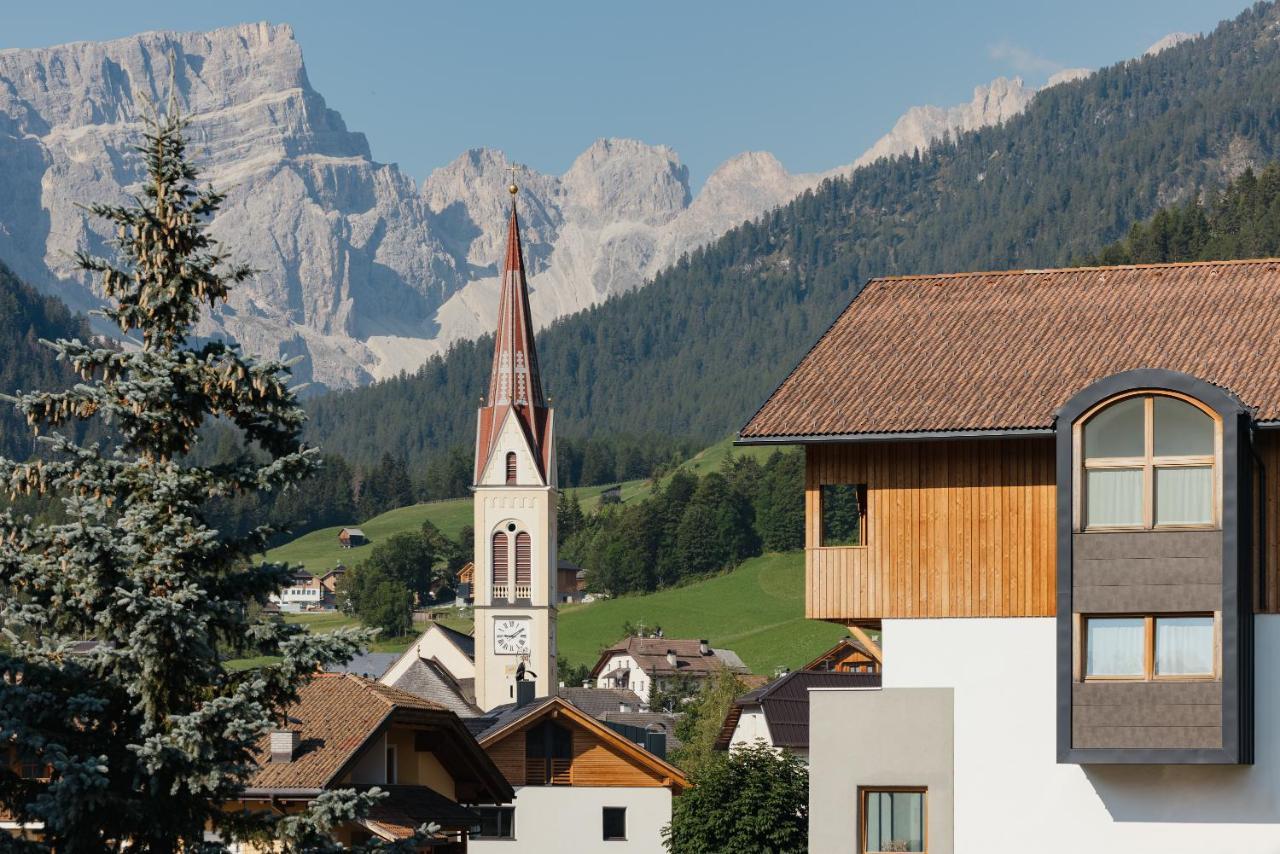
[741,260,1280,439]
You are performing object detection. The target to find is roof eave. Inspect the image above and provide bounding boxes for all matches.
[736,426,1055,446]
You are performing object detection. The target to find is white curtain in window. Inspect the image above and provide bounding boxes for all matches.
[1156,616,1213,675]
[1086,468,1143,527]
[1155,466,1212,525]
[1086,617,1145,676]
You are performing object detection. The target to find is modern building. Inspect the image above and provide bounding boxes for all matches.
[234,673,513,851]
[589,637,749,705]
[739,259,1280,853]
[466,692,688,852]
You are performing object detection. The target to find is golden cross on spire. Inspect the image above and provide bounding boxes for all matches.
[507,163,521,196]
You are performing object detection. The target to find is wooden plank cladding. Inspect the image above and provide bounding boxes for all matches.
[805,438,1056,620]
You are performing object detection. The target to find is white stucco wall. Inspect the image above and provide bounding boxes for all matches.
[835,616,1280,854]
[729,707,774,750]
[469,786,671,853]
[596,654,651,703]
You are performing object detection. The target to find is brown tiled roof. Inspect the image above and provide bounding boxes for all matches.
[589,637,751,678]
[246,673,447,791]
[354,784,479,836]
[741,260,1280,440]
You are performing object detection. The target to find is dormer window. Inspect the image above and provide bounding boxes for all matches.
[1078,393,1219,530]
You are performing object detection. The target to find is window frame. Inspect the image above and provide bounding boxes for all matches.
[1078,612,1219,682]
[602,806,627,842]
[818,482,869,548]
[1074,391,1221,532]
[858,786,927,854]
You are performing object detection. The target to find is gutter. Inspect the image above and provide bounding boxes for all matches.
[735,427,1054,446]
[239,788,325,799]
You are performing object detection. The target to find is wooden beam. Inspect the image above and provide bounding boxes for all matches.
[846,624,882,663]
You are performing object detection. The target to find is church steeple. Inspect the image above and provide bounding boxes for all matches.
[475,183,554,485]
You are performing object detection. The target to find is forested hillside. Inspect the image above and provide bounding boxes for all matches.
[0,261,94,460]
[306,3,1280,469]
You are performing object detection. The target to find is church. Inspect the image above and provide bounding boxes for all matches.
[381,181,687,852]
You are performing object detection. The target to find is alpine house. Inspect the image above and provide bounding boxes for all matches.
[739,259,1280,853]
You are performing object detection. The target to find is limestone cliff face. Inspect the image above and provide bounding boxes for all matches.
[0,22,1099,387]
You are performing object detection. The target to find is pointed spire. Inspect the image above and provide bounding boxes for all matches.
[475,178,554,485]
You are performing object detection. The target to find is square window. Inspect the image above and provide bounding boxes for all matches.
[1154,466,1213,526]
[603,806,627,841]
[1155,616,1214,676]
[1085,468,1143,527]
[862,789,925,853]
[1085,617,1145,677]
[820,483,866,546]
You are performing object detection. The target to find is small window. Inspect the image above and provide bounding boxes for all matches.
[821,483,867,546]
[602,806,627,841]
[473,806,515,839]
[1080,393,1217,530]
[1083,614,1215,680]
[861,788,925,853]
[506,451,518,485]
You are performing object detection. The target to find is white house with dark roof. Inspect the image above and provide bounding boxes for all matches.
[588,637,749,705]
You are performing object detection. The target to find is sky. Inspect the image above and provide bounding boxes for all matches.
[3,0,1254,188]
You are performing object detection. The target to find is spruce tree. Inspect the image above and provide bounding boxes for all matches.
[0,107,419,852]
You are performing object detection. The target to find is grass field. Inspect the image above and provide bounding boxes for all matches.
[262,435,787,576]
[557,551,847,675]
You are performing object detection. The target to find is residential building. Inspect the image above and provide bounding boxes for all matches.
[556,558,587,604]
[804,635,882,673]
[456,562,475,606]
[739,259,1280,853]
[466,692,688,852]
[714,670,881,760]
[470,186,558,712]
[589,637,749,705]
[269,569,323,612]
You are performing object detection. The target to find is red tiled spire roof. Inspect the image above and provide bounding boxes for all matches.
[475,193,553,483]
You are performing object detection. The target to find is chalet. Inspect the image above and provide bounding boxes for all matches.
[466,691,688,851]
[319,564,346,595]
[556,557,587,604]
[339,527,367,548]
[229,673,512,851]
[739,259,1280,853]
[589,637,749,705]
[456,562,475,605]
[715,670,881,759]
[269,569,324,612]
[804,633,882,673]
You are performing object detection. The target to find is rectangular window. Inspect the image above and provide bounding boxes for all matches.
[1085,468,1143,527]
[472,807,515,839]
[1085,617,1145,677]
[385,745,396,784]
[1083,614,1216,681]
[861,788,925,854]
[1155,615,1214,676]
[602,807,627,841]
[820,483,867,546]
[1154,466,1213,526]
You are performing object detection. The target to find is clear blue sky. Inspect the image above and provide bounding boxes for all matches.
[4,0,1253,186]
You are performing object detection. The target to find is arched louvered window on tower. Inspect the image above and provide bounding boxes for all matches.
[506,452,518,485]
[515,532,532,599]
[492,532,509,600]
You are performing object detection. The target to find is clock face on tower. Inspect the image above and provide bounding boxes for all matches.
[494,618,531,655]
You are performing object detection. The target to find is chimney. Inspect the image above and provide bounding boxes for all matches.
[666,650,678,667]
[582,680,591,689]
[515,680,535,709]
[619,701,633,714]
[699,639,710,655]
[270,730,300,763]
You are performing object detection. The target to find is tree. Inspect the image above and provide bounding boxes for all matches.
[0,107,411,851]
[557,489,585,545]
[362,581,415,638]
[360,531,435,603]
[663,742,808,854]
[648,674,701,714]
[755,451,804,552]
[671,667,747,778]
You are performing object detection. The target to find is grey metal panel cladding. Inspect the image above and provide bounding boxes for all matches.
[1054,369,1253,765]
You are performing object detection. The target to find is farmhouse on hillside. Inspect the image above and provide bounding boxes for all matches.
[338,527,367,548]
[739,259,1280,853]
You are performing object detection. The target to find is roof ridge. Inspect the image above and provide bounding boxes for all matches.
[870,257,1280,284]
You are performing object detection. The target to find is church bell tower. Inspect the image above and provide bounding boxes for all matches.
[472,178,558,712]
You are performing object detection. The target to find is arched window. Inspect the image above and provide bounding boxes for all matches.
[1080,393,1218,529]
[515,532,532,586]
[506,452,518,485]
[491,531,509,592]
